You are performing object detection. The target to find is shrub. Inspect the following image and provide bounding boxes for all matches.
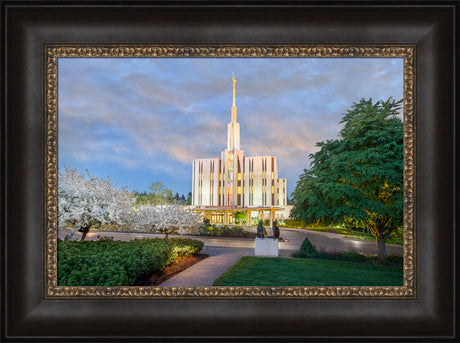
[329,251,370,264]
[306,224,328,232]
[198,225,256,238]
[306,224,351,235]
[280,219,306,228]
[374,254,404,267]
[292,236,319,258]
[292,237,403,267]
[57,237,203,286]
[334,228,352,235]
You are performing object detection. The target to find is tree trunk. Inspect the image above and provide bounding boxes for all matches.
[78,225,90,241]
[81,230,88,241]
[376,235,387,261]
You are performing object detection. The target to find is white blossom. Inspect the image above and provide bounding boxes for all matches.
[134,203,202,238]
[58,167,135,238]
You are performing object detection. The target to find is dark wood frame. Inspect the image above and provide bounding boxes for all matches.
[2,1,457,341]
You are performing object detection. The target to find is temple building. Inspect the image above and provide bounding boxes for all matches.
[190,75,288,226]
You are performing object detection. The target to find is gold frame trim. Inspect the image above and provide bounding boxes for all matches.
[45,45,416,299]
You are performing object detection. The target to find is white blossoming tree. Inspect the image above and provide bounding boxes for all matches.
[135,203,202,239]
[58,167,136,240]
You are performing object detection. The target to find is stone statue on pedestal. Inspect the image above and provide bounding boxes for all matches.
[272,221,280,239]
[256,220,265,238]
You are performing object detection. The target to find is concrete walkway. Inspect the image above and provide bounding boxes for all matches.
[159,228,309,286]
[159,252,248,287]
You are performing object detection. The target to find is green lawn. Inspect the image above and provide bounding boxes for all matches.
[213,256,403,287]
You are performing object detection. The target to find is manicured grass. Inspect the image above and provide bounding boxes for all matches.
[213,256,403,287]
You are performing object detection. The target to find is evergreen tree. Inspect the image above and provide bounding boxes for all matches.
[174,192,180,202]
[186,192,192,205]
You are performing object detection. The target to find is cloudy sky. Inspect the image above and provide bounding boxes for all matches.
[58,57,403,197]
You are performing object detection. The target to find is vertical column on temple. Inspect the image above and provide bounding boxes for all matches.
[270,209,275,229]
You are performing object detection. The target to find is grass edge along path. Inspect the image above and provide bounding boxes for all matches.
[213,256,403,287]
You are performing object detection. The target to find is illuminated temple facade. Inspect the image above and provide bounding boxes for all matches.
[191,76,287,225]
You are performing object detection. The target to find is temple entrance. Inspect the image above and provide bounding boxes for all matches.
[190,206,282,228]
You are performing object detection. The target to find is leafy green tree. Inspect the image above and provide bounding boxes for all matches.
[135,182,174,205]
[149,181,174,205]
[233,211,246,224]
[291,98,403,260]
[135,190,155,205]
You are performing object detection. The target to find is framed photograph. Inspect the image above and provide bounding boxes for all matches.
[2,1,457,341]
[49,47,412,295]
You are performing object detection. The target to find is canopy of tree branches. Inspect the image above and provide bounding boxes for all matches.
[58,168,135,239]
[291,98,403,260]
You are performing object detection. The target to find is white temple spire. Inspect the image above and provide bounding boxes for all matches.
[231,73,237,122]
[227,74,240,150]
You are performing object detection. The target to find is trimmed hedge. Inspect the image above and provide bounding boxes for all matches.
[57,237,203,286]
[198,224,256,239]
[292,237,403,267]
[279,219,306,228]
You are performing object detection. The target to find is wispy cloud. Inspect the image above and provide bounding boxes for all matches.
[58,57,403,195]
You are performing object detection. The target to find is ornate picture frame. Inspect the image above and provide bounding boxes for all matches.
[2,2,456,341]
[45,45,415,299]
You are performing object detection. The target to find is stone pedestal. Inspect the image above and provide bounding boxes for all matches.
[255,238,279,256]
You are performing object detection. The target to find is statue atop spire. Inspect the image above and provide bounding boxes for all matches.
[231,73,237,123]
[232,73,237,107]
